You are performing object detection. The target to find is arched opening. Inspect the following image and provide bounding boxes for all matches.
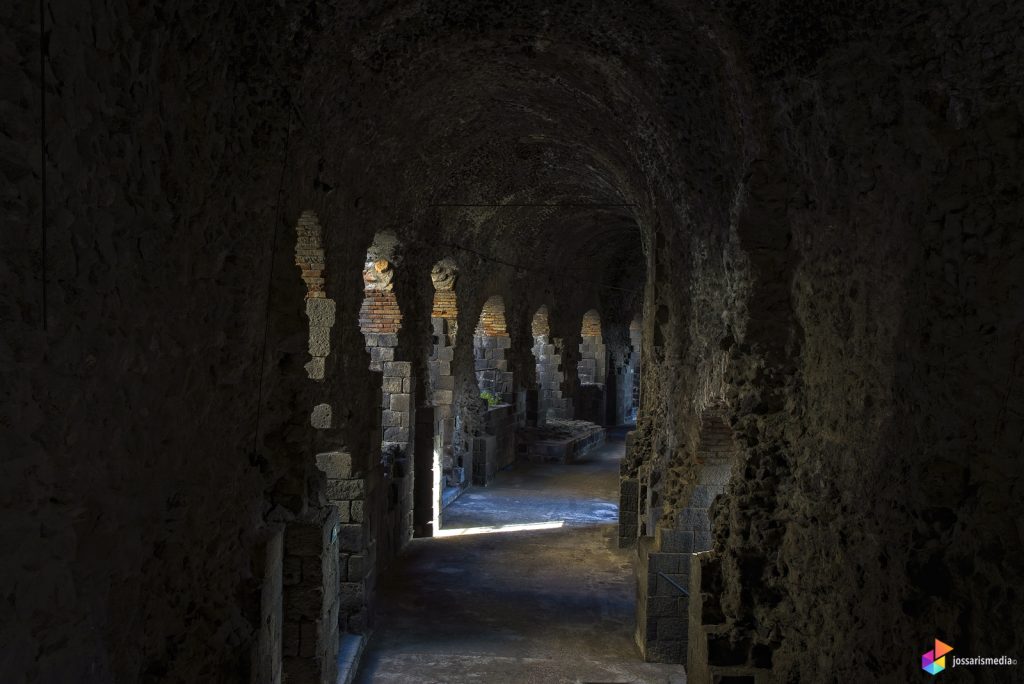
[468,295,516,485]
[577,309,608,424]
[473,295,512,403]
[530,305,567,421]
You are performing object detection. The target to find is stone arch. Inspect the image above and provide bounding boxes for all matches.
[473,295,512,402]
[579,309,606,384]
[530,305,567,421]
[465,295,517,486]
[577,309,608,424]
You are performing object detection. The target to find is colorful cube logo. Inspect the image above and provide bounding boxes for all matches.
[922,639,954,675]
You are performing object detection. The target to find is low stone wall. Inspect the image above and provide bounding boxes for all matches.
[316,452,375,637]
[472,404,517,484]
[635,527,693,665]
[518,421,605,464]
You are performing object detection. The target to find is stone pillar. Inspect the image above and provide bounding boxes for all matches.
[635,527,693,664]
[533,334,565,420]
[381,360,414,552]
[282,507,340,684]
[316,451,374,635]
[413,404,437,537]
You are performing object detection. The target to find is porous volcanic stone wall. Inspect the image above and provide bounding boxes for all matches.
[629,3,1024,682]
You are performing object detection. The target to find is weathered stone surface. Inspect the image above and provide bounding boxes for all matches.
[326,479,365,501]
[315,451,353,480]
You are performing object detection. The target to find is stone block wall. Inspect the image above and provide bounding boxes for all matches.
[282,508,340,684]
[520,387,542,428]
[578,335,607,384]
[316,451,376,638]
[533,334,569,419]
[363,332,397,373]
[474,334,513,400]
[635,529,693,664]
[636,409,742,666]
[629,321,642,420]
[379,361,415,560]
[429,317,456,406]
[471,404,516,485]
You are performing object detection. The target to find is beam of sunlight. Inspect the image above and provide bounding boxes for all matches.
[435,520,566,538]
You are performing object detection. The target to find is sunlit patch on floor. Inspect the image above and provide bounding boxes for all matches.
[435,520,566,537]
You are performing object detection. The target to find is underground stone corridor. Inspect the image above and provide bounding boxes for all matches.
[4,1,1023,683]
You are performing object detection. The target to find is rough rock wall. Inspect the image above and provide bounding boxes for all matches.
[654,2,1024,681]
